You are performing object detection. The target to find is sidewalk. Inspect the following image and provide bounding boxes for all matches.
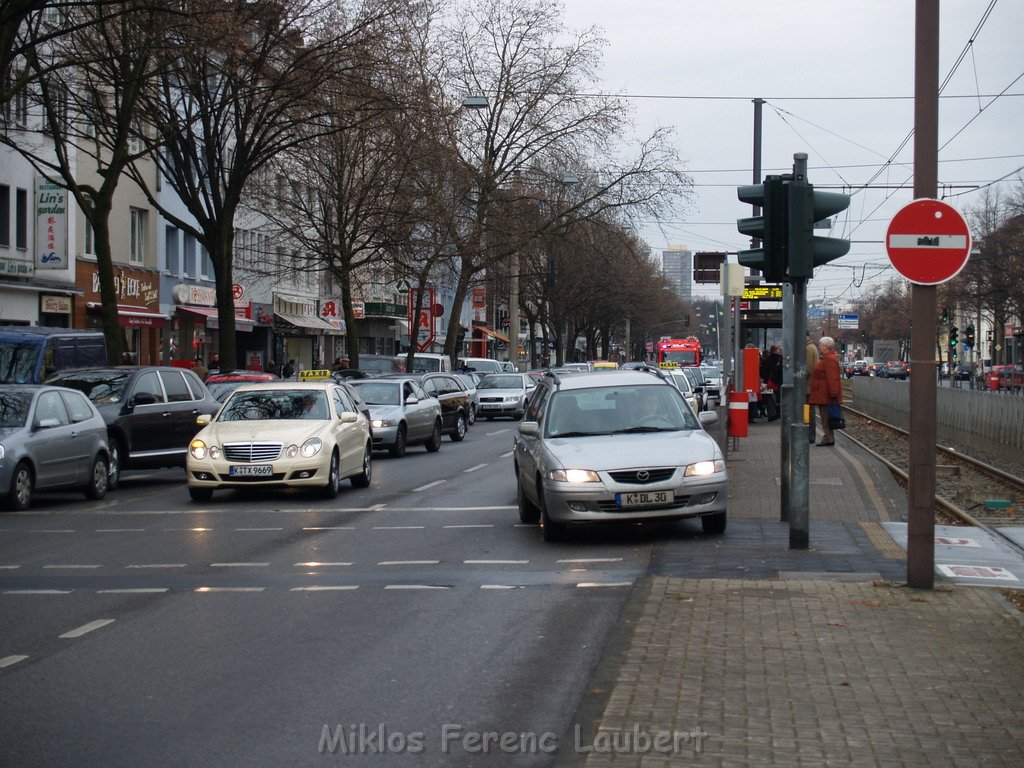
[572,419,1024,767]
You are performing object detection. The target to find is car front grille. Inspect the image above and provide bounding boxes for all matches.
[479,396,504,403]
[608,468,677,484]
[596,496,691,513]
[216,473,287,482]
[223,442,283,463]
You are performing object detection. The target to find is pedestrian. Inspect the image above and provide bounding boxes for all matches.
[805,333,820,443]
[193,356,208,380]
[763,345,783,419]
[209,353,220,374]
[282,358,296,378]
[266,359,278,376]
[341,356,350,369]
[330,356,343,372]
[808,336,842,446]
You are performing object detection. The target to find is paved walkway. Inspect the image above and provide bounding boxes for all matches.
[571,419,1024,767]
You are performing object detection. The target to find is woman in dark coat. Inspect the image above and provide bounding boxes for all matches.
[808,336,842,445]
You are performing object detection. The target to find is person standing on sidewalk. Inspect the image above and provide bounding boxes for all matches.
[809,336,842,446]
[806,333,819,442]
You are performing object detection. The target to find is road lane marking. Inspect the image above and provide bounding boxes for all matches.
[290,586,359,592]
[126,563,186,569]
[236,527,284,531]
[3,590,71,595]
[413,480,446,491]
[95,529,146,533]
[295,562,353,567]
[373,526,425,530]
[558,558,624,564]
[443,524,494,529]
[0,565,21,569]
[302,526,355,531]
[59,619,115,639]
[44,564,101,569]
[378,560,440,566]
[384,585,449,590]
[486,429,510,436]
[481,585,525,590]
[195,587,265,592]
[30,530,74,534]
[576,582,633,588]
[463,464,488,473]
[97,588,169,594]
[370,504,387,510]
[210,562,270,567]
[0,655,28,668]
[464,560,529,565]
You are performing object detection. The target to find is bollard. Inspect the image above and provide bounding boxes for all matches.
[727,391,748,438]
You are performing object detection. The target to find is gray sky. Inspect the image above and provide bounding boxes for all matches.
[561,0,1024,305]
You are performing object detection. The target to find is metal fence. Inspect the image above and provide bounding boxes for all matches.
[851,378,1024,464]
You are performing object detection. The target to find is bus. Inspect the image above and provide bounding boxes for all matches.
[657,337,701,369]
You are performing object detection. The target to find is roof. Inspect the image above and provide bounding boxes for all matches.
[546,369,668,391]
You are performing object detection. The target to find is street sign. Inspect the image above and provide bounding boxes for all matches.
[837,313,859,329]
[885,199,971,285]
[741,285,784,301]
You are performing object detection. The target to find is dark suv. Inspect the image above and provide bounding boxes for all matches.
[46,366,219,488]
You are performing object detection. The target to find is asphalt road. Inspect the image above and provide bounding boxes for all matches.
[0,420,668,767]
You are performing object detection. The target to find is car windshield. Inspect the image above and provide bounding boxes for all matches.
[207,381,249,402]
[359,357,395,372]
[0,390,32,427]
[219,389,329,421]
[408,357,441,373]
[452,374,476,390]
[478,374,522,389]
[700,367,719,380]
[0,342,39,384]
[46,370,130,404]
[668,371,693,394]
[350,381,401,406]
[545,385,698,437]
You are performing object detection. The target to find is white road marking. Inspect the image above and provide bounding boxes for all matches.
[0,655,28,668]
[463,464,488,473]
[3,590,71,595]
[97,588,169,594]
[413,480,446,491]
[370,504,387,510]
[95,529,146,533]
[558,558,624,564]
[44,564,101,569]
[481,585,525,590]
[236,527,284,531]
[295,562,353,567]
[290,586,359,592]
[443,524,494,529]
[576,582,633,588]
[464,560,529,565]
[373,526,425,530]
[378,560,440,566]
[126,563,186,569]
[59,619,115,639]
[194,587,265,593]
[486,429,510,436]
[384,585,449,590]
[30,530,74,534]
[210,562,270,567]
[302,526,355,531]
[501,451,514,458]
[512,524,535,528]
[0,565,21,569]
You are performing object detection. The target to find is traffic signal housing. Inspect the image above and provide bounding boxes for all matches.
[963,324,975,349]
[949,325,959,359]
[787,178,851,280]
[737,175,788,282]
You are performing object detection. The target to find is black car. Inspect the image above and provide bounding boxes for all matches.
[46,366,219,488]
[388,372,470,442]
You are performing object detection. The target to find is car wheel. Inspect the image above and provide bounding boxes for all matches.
[517,476,540,524]
[512,412,524,421]
[539,484,566,542]
[188,486,214,502]
[468,405,476,426]
[389,425,408,458]
[5,461,33,511]
[425,420,442,452]
[701,511,727,535]
[450,412,467,442]
[107,437,124,491]
[321,451,340,499]
[351,444,372,488]
[83,454,109,501]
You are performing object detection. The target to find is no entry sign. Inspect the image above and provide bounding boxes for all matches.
[885,199,971,285]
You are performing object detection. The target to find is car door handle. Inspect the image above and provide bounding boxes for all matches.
[162,412,172,418]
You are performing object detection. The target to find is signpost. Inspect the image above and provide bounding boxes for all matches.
[885,199,971,285]
[837,313,859,330]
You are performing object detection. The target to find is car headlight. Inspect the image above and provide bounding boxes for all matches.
[209,446,220,460]
[372,419,393,429]
[0,444,5,461]
[684,459,725,477]
[286,444,298,458]
[548,469,601,483]
[300,437,323,457]
[189,440,207,460]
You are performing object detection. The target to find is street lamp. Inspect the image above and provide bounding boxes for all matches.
[462,94,493,360]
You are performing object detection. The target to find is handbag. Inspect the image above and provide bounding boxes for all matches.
[827,402,846,430]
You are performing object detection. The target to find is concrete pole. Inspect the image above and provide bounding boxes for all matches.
[780,283,794,521]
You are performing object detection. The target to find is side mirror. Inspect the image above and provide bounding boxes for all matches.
[196,414,211,426]
[518,421,540,436]
[698,411,718,427]
[405,395,419,405]
[132,392,157,407]
[34,417,61,430]
[338,412,359,423]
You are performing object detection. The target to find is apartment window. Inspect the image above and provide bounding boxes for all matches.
[15,189,27,249]
[184,233,196,277]
[0,185,9,247]
[200,246,213,279]
[165,225,179,273]
[129,208,147,263]
[83,219,95,255]
[128,119,143,155]
[5,86,28,128]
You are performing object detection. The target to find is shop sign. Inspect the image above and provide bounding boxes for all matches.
[175,283,217,306]
[471,287,486,322]
[0,257,33,277]
[82,264,159,308]
[35,179,68,270]
[41,295,71,314]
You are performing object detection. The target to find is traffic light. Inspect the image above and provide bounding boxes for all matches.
[737,175,788,281]
[941,306,950,324]
[949,325,958,356]
[787,177,851,280]
[963,324,975,349]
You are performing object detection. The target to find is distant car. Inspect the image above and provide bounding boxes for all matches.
[391,373,471,442]
[665,369,702,415]
[475,373,537,420]
[698,365,722,404]
[0,384,110,510]
[881,361,909,380]
[205,370,279,403]
[499,362,517,372]
[457,357,503,374]
[987,365,1023,392]
[513,368,726,542]
[349,378,443,457]
[952,364,973,381]
[844,360,869,378]
[46,366,219,489]
[450,372,480,425]
[353,354,404,376]
[186,380,372,501]
[558,362,592,372]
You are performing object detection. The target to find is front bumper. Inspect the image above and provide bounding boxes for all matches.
[369,424,400,450]
[541,474,728,524]
[477,400,524,417]
[186,457,329,489]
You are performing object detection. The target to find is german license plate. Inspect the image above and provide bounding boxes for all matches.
[229,465,272,477]
[616,490,673,508]
[480,403,499,409]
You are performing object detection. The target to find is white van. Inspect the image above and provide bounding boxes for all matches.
[457,356,503,374]
[405,352,452,373]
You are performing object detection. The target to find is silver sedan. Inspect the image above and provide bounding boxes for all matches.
[475,373,536,420]
[349,378,443,457]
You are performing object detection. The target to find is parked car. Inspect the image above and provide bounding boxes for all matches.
[186,381,372,501]
[0,327,107,384]
[513,368,726,542]
[0,384,110,510]
[205,370,279,403]
[46,366,219,489]
[698,365,722,404]
[399,373,471,441]
[665,369,702,415]
[475,373,537,420]
[349,378,443,457]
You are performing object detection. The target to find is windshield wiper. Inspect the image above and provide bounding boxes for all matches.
[611,426,681,434]
[552,430,603,437]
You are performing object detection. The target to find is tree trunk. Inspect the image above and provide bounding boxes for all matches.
[443,256,476,366]
[211,224,237,370]
[90,211,126,364]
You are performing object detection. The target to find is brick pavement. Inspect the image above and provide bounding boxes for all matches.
[568,418,1024,767]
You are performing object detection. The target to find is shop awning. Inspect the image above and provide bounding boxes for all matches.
[178,305,254,332]
[275,311,338,333]
[88,302,167,328]
[474,324,510,344]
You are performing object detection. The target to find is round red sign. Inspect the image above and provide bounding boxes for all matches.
[885,199,971,285]
[231,283,244,300]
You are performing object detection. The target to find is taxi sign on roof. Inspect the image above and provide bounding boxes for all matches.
[298,369,332,380]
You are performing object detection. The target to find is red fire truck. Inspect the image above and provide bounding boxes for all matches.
[657,337,702,368]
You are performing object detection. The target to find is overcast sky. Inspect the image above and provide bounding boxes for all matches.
[560,0,1024,305]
